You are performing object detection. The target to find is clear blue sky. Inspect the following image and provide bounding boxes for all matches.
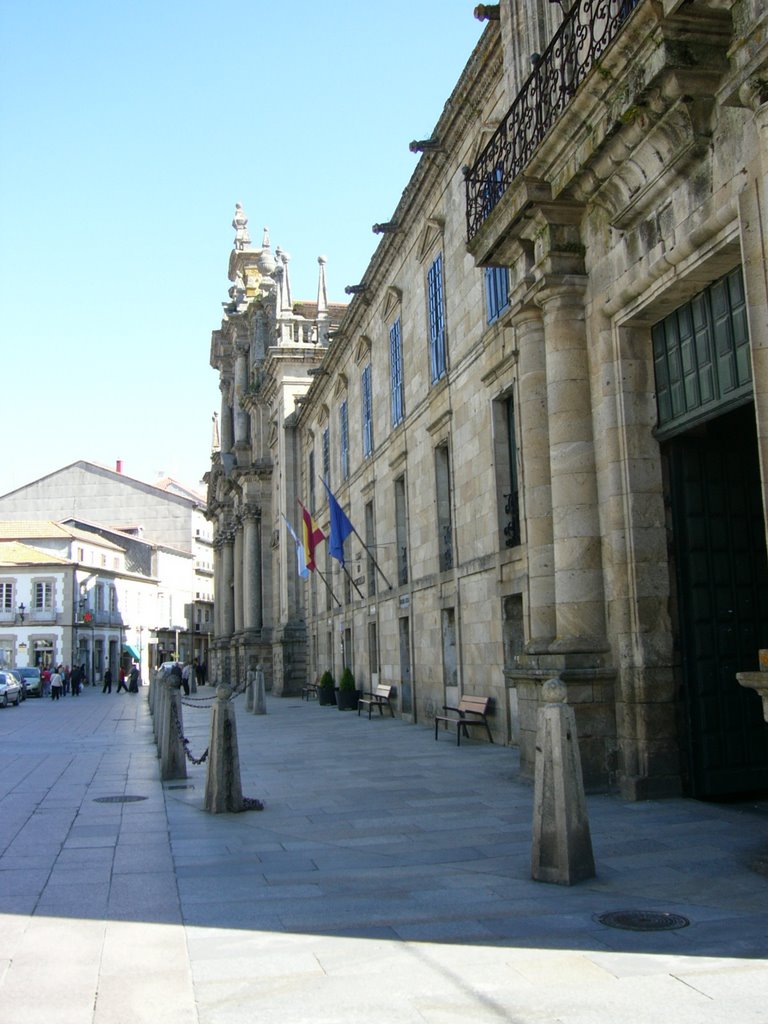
[0,1,483,496]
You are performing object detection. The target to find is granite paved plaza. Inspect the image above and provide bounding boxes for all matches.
[1,684,768,1023]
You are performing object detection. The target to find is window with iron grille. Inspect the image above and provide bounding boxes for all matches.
[340,400,349,481]
[0,583,12,611]
[395,475,408,586]
[493,395,521,549]
[427,253,447,383]
[434,444,453,571]
[322,427,330,487]
[34,581,52,610]
[362,364,373,457]
[308,449,316,511]
[390,317,405,427]
[365,500,376,598]
[485,265,510,324]
[652,267,751,437]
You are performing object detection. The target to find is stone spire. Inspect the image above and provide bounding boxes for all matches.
[257,226,277,276]
[232,203,252,251]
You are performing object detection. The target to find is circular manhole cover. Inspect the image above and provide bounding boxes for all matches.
[597,910,690,932]
[93,795,148,804]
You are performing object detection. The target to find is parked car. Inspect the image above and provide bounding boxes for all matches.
[0,671,22,707]
[16,667,42,697]
[6,668,25,700]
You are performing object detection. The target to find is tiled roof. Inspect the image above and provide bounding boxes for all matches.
[0,541,71,566]
[0,521,124,551]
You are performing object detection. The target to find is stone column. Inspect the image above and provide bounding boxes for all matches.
[220,375,234,454]
[513,303,556,647]
[537,279,607,649]
[233,516,244,635]
[234,338,250,447]
[242,504,263,631]
[221,526,235,639]
[212,537,223,640]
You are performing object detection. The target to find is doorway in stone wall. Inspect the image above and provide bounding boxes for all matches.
[665,405,768,798]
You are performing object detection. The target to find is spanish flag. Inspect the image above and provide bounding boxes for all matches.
[299,502,325,571]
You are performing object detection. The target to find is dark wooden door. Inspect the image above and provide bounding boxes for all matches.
[669,405,768,797]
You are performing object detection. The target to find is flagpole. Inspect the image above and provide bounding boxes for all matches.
[348,524,395,591]
[319,478,394,591]
[316,566,342,608]
[341,561,366,600]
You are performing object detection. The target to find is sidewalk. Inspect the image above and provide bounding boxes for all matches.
[1,684,768,1024]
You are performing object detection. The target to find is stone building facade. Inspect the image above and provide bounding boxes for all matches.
[208,0,768,800]
[206,212,346,694]
[0,463,214,672]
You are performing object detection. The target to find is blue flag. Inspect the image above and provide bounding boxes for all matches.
[322,479,354,565]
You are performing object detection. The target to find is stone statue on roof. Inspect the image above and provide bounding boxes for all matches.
[232,203,251,250]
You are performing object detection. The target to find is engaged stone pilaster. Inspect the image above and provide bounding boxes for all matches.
[531,677,595,885]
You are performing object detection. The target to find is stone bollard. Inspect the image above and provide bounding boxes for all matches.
[160,680,188,782]
[253,666,267,715]
[204,685,244,813]
[245,664,255,713]
[531,677,595,885]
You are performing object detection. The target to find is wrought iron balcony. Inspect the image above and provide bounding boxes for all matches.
[466,0,642,241]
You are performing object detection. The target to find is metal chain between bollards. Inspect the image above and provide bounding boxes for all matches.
[169,697,210,766]
[180,678,248,710]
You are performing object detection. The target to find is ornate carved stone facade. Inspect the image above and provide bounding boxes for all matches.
[206,211,346,694]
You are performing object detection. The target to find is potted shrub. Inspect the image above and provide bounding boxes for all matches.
[318,670,336,706]
[336,666,359,711]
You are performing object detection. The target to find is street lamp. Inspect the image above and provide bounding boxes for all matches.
[17,602,25,623]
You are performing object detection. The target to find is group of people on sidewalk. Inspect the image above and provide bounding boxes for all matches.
[43,664,85,699]
[102,664,141,694]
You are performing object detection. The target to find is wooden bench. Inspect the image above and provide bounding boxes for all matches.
[358,683,394,719]
[434,695,493,745]
[301,682,318,701]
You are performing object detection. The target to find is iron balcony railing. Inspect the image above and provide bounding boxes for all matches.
[466,0,642,240]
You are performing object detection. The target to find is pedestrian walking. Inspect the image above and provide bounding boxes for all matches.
[116,667,129,693]
[41,666,51,697]
[70,664,81,696]
[128,665,140,693]
[102,667,112,694]
[181,662,191,696]
[50,669,63,700]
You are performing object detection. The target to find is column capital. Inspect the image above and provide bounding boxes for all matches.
[533,275,589,311]
[241,503,261,522]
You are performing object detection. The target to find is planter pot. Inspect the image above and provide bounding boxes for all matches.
[336,687,361,711]
[318,687,336,706]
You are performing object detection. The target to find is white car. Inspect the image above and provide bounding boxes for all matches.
[0,670,22,707]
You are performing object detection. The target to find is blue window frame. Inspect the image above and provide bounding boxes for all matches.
[485,265,509,324]
[427,253,447,383]
[390,317,404,427]
[340,400,349,481]
[362,364,373,457]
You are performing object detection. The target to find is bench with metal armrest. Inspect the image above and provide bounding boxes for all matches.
[358,683,394,719]
[434,695,493,745]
